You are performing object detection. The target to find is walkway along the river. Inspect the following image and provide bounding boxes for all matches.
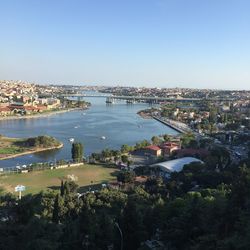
[152,116,192,134]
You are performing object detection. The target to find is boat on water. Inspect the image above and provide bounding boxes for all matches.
[126,99,135,104]
[69,138,75,143]
[100,136,106,140]
[106,100,114,104]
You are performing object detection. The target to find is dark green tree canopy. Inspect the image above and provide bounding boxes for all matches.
[71,142,83,162]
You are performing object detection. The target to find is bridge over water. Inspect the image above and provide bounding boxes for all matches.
[60,93,233,103]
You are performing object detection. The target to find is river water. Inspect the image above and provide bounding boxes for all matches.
[0,96,178,168]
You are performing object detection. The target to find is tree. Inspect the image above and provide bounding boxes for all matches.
[71,142,83,162]
[135,140,150,150]
[121,144,130,153]
[145,177,163,193]
[151,136,161,145]
[163,134,171,142]
[64,181,78,195]
[122,197,149,250]
[117,171,135,184]
[101,148,112,160]
[189,139,199,149]
[121,155,128,164]
[181,133,195,148]
[25,135,61,148]
[52,194,64,224]
[210,146,231,170]
[60,180,65,196]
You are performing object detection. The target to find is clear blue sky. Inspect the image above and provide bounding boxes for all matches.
[0,0,249,89]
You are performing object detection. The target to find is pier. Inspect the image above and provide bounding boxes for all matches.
[152,116,192,134]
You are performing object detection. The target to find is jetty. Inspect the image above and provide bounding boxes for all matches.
[152,116,192,133]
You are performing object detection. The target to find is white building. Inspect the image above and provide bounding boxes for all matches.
[151,157,204,178]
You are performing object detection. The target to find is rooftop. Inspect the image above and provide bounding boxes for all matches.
[145,145,161,151]
[151,157,204,173]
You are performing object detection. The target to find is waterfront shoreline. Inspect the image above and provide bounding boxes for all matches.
[0,108,84,122]
[0,143,64,160]
[0,102,178,168]
[152,116,184,133]
[137,111,152,119]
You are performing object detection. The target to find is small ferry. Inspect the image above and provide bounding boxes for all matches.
[100,136,106,140]
[126,100,135,104]
[106,100,114,104]
[69,138,75,143]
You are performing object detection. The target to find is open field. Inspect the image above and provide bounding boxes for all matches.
[0,164,118,194]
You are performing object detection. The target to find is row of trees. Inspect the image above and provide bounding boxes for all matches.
[22,135,61,148]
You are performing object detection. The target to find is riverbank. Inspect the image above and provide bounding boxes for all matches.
[0,143,63,160]
[137,110,152,119]
[0,136,63,160]
[0,108,84,121]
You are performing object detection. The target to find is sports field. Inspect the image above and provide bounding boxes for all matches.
[0,164,118,194]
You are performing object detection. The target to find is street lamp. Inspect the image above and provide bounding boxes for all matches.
[114,222,123,250]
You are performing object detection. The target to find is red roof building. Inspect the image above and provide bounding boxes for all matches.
[36,105,47,111]
[0,106,12,116]
[145,145,162,157]
[160,142,180,156]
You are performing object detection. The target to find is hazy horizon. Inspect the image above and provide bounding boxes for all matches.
[1,0,249,90]
[2,79,249,91]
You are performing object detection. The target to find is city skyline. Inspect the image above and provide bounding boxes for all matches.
[1,0,250,90]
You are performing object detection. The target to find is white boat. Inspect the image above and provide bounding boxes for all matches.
[69,138,75,143]
[100,136,106,140]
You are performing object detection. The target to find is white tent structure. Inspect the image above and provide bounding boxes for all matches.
[151,157,204,176]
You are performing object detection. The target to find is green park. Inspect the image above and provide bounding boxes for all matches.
[0,164,117,195]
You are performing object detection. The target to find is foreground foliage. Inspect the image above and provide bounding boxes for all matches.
[0,157,250,249]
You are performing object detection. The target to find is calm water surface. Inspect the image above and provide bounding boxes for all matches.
[0,97,178,167]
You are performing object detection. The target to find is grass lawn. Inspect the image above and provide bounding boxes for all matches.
[0,164,118,195]
[0,137,26,154]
